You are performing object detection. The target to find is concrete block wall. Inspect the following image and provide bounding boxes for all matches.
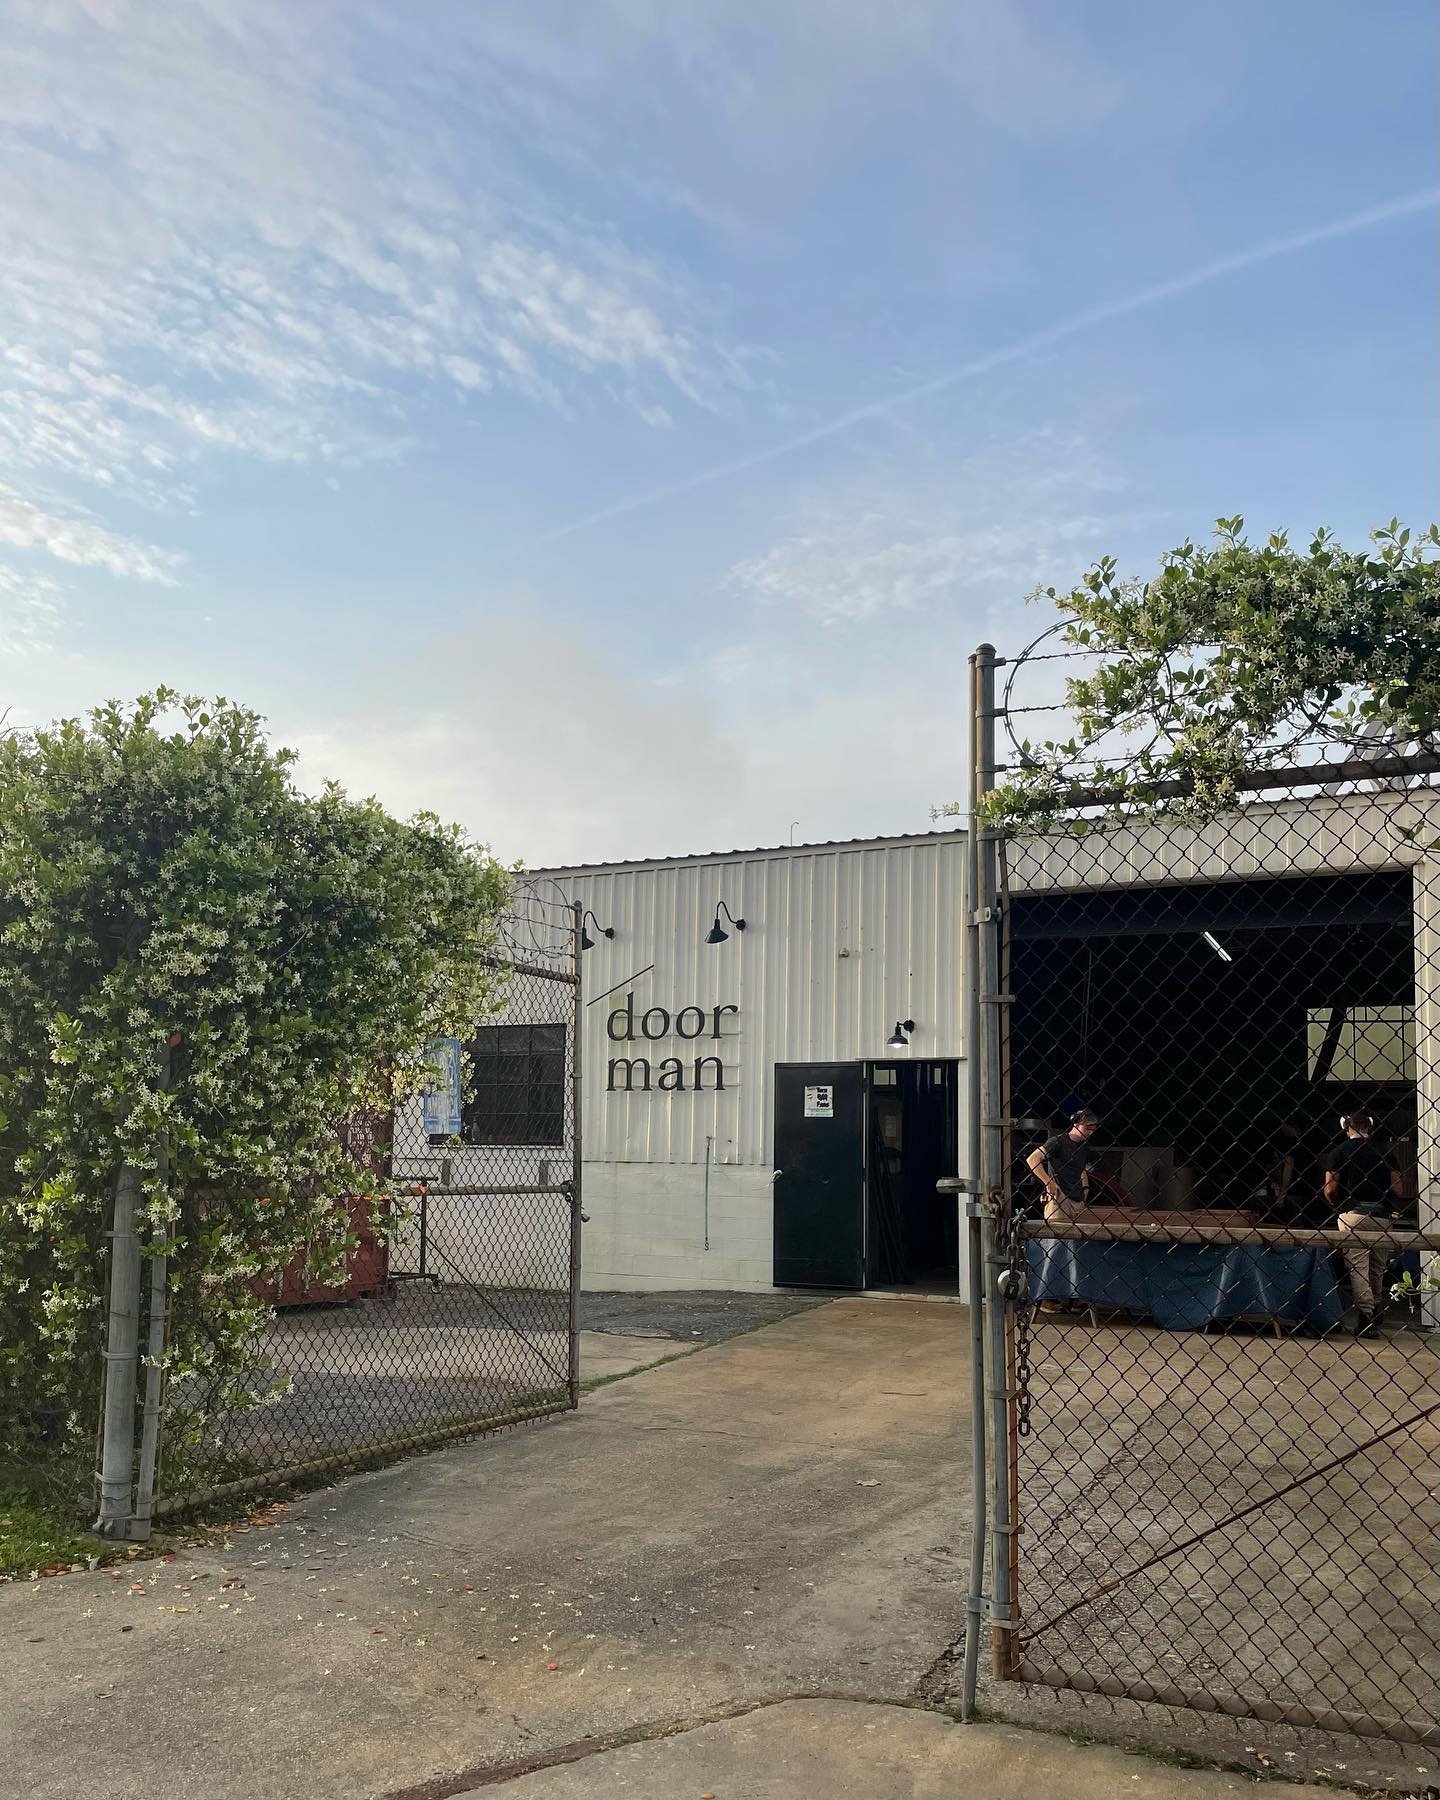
[387,1162,776,1293]
[578,1161,776,1291]
[391,1191,572,1291]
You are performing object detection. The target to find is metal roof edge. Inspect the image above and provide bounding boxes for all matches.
[531,786,1438,882]
[531,824,969,879]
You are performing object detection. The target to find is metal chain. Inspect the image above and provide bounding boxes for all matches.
[995,1189,1033,1440]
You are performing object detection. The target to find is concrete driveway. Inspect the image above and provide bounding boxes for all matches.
[1,1298,972,1800]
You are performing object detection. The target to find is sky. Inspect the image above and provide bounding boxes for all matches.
[2,0,1436,867]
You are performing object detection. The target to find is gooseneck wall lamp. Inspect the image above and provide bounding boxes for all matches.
[706,901,746,946]
[886,1019,917,1049]
[579,910,615,952]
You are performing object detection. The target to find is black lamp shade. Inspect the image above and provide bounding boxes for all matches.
[886,1018,917,1049]
[707,902,746,945]
[579,911,614,951]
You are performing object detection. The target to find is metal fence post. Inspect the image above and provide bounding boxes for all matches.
[568,903,584,1410]
[133,1039,173,1537]
[95,1160,143,1537]
[1411,853,1440,1330]
[959,645,992,1721]
[974,644,1020,1678]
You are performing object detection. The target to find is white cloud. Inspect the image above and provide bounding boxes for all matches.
[284,615,740,866]
[0,5,746,429]
[277,432,1137,865]
[725,432,1125,626]
[443,356,494,394]
[283,597,1017,864]
[0,485,178,583]
[0,0,755,588]
[0,563,65,656]
[0,0,1138,571]
[728,520,1019,626]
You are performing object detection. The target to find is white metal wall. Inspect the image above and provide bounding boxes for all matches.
[541,833,968,1172]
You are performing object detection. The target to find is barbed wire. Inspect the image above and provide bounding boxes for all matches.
[496,873,578,964]
[997,614,1438,801]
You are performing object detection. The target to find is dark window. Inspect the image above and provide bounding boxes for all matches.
[445,1023,566,1147]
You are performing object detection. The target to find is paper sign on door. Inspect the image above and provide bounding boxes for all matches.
[804,1084,834,1119]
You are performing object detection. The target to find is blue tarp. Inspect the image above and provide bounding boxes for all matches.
[1026,1237,1348,1334]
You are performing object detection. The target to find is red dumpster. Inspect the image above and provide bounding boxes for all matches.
[264,1193,390,1308]
[255,1112,393,1308]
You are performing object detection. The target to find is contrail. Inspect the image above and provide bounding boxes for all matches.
[533,187,1438,546]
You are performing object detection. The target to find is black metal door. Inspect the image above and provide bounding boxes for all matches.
[773,1062,866,1288]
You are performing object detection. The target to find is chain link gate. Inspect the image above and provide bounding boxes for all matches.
[152,895,584,1519]
[963,644,1440,1749]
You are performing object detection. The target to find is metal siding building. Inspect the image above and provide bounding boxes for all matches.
[536,831,969,1291]
[447,786,1440,1305]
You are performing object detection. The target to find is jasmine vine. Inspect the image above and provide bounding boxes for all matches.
[963,518,1440,830]
[0,691,508,1472]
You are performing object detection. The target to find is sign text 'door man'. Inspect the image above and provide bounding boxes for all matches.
[605,991,738,1092]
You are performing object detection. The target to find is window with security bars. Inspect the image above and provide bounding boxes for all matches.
[445,1023,567,1146]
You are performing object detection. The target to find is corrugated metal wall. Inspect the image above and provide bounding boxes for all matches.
[1008,791,1440,893]
[539,834,967,1169]
[529,797,1437,1177]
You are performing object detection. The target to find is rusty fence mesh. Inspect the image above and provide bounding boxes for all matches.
[981,778,1440,1747]
[157,940,582,1517]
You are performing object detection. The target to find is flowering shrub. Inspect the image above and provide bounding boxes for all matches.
[955,518,1440,829]
[0,691,508,1469]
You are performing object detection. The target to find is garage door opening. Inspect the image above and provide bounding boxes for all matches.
[1007,869,1417,1215]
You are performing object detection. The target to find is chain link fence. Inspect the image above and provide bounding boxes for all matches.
[964,647,1440,1750]
[154,918,583,1520]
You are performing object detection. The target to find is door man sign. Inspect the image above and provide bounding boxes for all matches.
[605,991,739,1093]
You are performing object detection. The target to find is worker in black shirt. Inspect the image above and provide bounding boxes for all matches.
[1325,1110,1404,1336]
[1027,1109,1101,1221]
